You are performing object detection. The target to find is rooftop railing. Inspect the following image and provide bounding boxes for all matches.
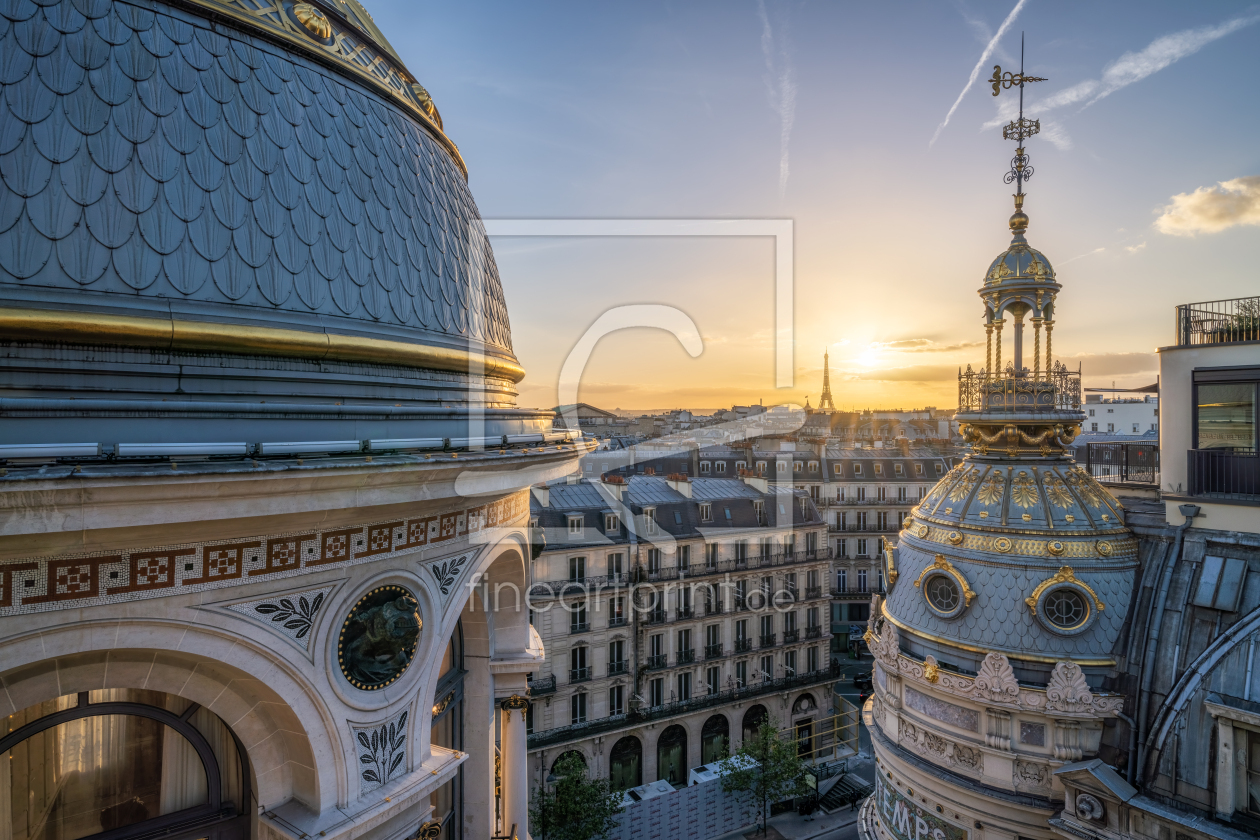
[1176,296,1260,346]
[958,365,1082,414]
[1085,442,1159,485]
[1188,449,1259,499]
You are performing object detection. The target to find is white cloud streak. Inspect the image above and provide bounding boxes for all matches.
[757,0,796,199]
[983,11,1260,132]
[930,0,1028,147]
[1155,176,1260,236]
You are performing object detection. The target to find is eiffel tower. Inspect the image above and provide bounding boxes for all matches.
[817,349,836,413]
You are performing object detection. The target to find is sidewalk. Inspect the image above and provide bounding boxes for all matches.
[708,803,864,840]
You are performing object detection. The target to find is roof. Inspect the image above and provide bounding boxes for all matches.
[552,404,619,419]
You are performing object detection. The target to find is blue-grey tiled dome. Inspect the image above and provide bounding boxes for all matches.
[0,0,514,358]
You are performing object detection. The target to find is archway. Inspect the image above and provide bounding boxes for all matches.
[701,715,729,765]
[742,704,769,745]
[656,725,688,787]
[609,736,642,791]
[551,750,586,775]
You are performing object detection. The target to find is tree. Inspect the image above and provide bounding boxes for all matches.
[530,753,624,840]
[717,720,811,836]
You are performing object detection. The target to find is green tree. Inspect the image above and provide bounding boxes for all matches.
[530,753,624,840]
[717,720,810,836]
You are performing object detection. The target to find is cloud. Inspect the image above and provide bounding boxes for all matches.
[1055,352,1158,377]
[853,365,959,382]
[930,0,1028,146]
[1125,241,1147,253]
[872,339,984,354]
[1154,176,1260,236]
[757,0,796,199]
[1059,246,1106,266]
[983,12,1260,131]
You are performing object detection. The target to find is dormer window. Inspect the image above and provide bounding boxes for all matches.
[605,513,619,533]
[895,464,904,476]
[736,461,747,471]
[936,463,944,474]
[833,464,842,476]
[853,464,863,476]
[756,461,767,474]
[700,503,712,522]
[644,507,658,536]
[793,461,803,472]
[916,463,924,475]
[700,461,711,474]
[808,461,818,473]
[715,461,726,474]
[568,515,584,537]
[874,464,883,476]
[777,462,787,473]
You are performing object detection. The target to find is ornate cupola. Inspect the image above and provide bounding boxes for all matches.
[858,39,1140,840]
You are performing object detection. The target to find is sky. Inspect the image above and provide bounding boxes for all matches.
[365,1,1260,412]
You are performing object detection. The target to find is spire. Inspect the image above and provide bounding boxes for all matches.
[991,33,1047,234]
[818,349,836,413]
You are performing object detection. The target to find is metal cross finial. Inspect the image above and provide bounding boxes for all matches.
[990,34,1047,201]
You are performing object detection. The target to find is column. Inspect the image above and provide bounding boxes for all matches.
[501,695,530,840]
[1032,317,1043,380]
[1044,320,1054,372]
[1214,715,1235,818]
[985,322,994,381]
[993,320,1005,378]
[1012,314,1024,375]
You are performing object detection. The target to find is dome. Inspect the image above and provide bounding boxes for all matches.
[0,0,550,447]
[983,232,1056,287]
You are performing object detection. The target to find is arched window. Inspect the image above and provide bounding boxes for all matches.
[609,736,642,791]
[700,715,729,765]
[742,704,769,746]
[0,689,250,840]
[431,620,465,839]
[551,750,586,774]
[656,725,688,787]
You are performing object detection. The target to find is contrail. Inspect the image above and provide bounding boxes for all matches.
[930,0,1029,147]
[758,0,796,198]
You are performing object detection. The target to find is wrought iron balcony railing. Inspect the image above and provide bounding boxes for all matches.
[1176,296,1260,346]
[735,638,753,652]
[569,667,591,684]
[782,629,800,643]
[1085,442,1159,485]
[705,602,724,615]
[958,366,1082,414]
[677,649,696,665]
[705,643,724,660]
[806,586,823,599]
[806,626,823,639]
[569,622,590,634]
[1188,449,1259,499]
[759,633,777,648]
[608,660,628,676]
[645,654,668,670]
[527,674,556,695]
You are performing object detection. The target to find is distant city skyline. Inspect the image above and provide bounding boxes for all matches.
[366,0,1260,409]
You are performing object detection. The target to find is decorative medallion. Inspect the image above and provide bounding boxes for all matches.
[352,708,409,794]
[1045,660,1094,713]
[1075,794,1105,822]
[225,585,335,650]
[1095,540,1113,557]
[947,531,963,546]
[1010,471,1039,507]
[974,652,1020,701]
[993,536,1013,553]
[1025,567,1105,635]
[916,524,930,538]
[292,3,332,40]
[338,585,422,690]
[1046,540,1065,556]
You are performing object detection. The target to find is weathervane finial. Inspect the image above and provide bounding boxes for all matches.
[990,33,1048,233]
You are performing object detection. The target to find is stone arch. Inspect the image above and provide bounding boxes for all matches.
[657,724,688,786]
[551,749,587,775]
[793,692,818,715]
[609,735,642,791]
[0,625,334,812]
[742,703,769,745]
[700,714,729,765]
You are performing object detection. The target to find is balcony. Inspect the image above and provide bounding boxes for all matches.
[734,597,750,612]
[958,368,1083,415]
[608,660,628,676]
[806,626,823,639]
[677,649,696,665]
[527,663,846,749]
[782,629,800,643]
[569,621,590,634]
[781,588,799,603]
[1175,295,1260,346]
[734,638,753,652]
[1085,442,1159,486]
[1188,449,1260,500]
[705,602,724,616]
[569,667,592,684]
[645,610,667,625]
[705,643,724,660]
[759,633,777,648]
[529,573,629,599]
[527,674,556,696]
[676,607,695,620]
[806,586,823,599]
[831,586,883,601]
[608,615,628,627]
[645,654,668,670]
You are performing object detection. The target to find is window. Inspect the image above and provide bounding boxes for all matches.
[650,678,664,707]
[569,556,586,581]
[784,649,797,676]
[856,512,867,530]
[754,500,765,524]
[808,646,819,673]
[935,464,943,474]
[837,569,847,592]
[809,461,818,473]
[1196,381,1257,451]
[724,507,732,521]
[1191,555,1247,612]
[568,515,584,537]
[838,539,847,558]
[876,511,888,530]
[716,461,727,474]
[760,614,774,640]
[783,609,797,632]
[1089,409,1096,417]
[647,548,661,573]
[679,544,691,571]
[736,660,748,688]
[807,605,819,627]
[650,634,664,658]
[1133,424,1140,433]
[1107,408,1114,414]
[874,464,883,475]
[610,596,626,625]
[571,692,587,724]
[1091,423,1099,432]
[793,461,802,472]
[736,460,746,471]
[605,513,619,533]
[644,508,658,535]
[609,685,624,717]
[877,486,886,502]
[833,464,843,476]
[570,645,588,680]
[570,603,589,633]
[894,463,904,475]
[756,461,766,473]
[674,509,682,525]
[1107,423,1115,432]
[777,462,787,473]
[737,539,749,561]
[700,503,712,521]
[707,543,719,565]
[898,487,907,502]
[854,464,863,476]
[735,618,749,642]
[700,461,711,474]
[760,655,774,682]
[677,673,691,702]
[608,552,624,577]
[856,487,866,502]
[609,639,626,672]
[857,569,868,592]
[915,463,924,475]
[707,666,721,695]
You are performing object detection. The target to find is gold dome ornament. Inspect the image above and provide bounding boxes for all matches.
[293,3,333,40]
[1009,192,1030,234]
[412,84,444,130]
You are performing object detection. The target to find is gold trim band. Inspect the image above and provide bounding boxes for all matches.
[0,307,526,383]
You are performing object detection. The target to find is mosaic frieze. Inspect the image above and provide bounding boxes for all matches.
[352,707,410,795]
[0,492,527,616]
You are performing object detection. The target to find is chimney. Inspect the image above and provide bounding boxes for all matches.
[740,474,769,493]
[666,474,692,498]
[601,473,626,501]
[531,484,549,507]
